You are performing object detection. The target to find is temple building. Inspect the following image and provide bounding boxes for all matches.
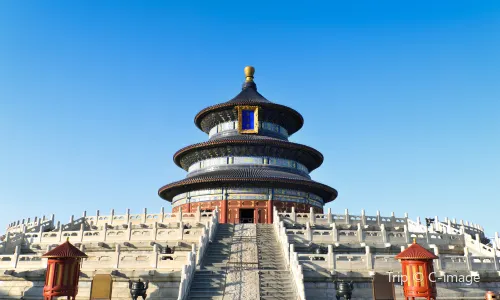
[0,66,498,300]
[158,66,337,224]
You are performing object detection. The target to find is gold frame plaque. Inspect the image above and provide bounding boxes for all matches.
[236,105,259,134]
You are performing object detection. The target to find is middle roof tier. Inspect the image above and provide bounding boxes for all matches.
[174,135,324,172]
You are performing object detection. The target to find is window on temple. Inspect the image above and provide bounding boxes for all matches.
[236,105,259,134]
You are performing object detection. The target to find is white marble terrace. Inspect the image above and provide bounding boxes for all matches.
[0,207,218,278]
[274,207,500,281]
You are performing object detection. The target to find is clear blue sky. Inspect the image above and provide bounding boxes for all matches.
[1,1,499,235]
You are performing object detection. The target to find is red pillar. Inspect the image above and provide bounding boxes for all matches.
[221,198,228,223]
[267,200,273,224]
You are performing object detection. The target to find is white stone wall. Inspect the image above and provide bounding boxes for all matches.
[0,279,180,300]
[305,281,500,300]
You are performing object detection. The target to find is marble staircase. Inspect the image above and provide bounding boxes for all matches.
[257,224,298,300]
[187,224,234,300]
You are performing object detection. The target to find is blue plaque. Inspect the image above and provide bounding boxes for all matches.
[241,110,255,130]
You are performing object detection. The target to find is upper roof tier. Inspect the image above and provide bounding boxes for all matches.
[194,66,304,136]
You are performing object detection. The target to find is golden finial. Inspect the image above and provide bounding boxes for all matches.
[413,238,416,244]
[67,237,70,242]
[244,66,255,82]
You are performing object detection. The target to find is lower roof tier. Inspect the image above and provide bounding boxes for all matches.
[158,168,337,204]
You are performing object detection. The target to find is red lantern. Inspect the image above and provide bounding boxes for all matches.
[395,240,438,300]
[42,239,87,300]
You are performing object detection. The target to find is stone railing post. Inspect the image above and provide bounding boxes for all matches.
[125,208,130,223]
[153,222,158,241]
[327,208,333,224]
[178,207,183,222]
[38,226,43,243]
[376,210,381,226]
[142,208,147,224]
[289,244,295,265]
[179,222,184,240]
[365,246,373,270]
[457,220,464,233]
[361,209,366,226]
[475,233,482,253]
[309,207,315,225]
[344,208,350,225]
[433,216,439,232]
[79,224,84,242]
[357,223,363,243]
[103,223,108,241]
[431,245,441,272]
[327,245,334,272]
[291,207,296,223]
[160,207,165,223]
[403,224,410,244]
[391,212,396,227]
[152,244,158,269]
[127,221,132,241]
[58,224,63,242]
[95,210,100,226]
[380,224,387,243]
[305,222,312,242]
[331,224,338,242]
[114,244,121,269]
[464,248,472,271]
[425,226,430,244]
[195,206,201,222]
[12,245,20,268]
[110,209,115,225]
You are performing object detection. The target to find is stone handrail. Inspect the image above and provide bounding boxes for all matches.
[273,207,306,300]
[437,221,498,257]
[277,208,491,239]
[464,234,498,257]
[177,208,217,300]
[0,209,219,273]
[178,245,197,300]
[277,208,408,228]
[0,245,191,271]
[276,213,499,276]
[292,248,500,274]
[82,207,213,227]
[196,208,218,265]
[284,221,466,248]
[6,215,55,233]
[6,221,208,247]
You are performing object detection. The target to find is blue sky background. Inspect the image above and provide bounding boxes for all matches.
[1,1,499,235]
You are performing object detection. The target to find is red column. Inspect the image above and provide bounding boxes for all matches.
[267,200,273,224]
[221,198,228,223]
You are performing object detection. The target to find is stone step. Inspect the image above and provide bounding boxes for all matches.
[192,279,225,285]
[188,291,224,296]
[260,280,294,285]
[260,290,297,295]
[190,284,224,289]
[194,271,225,276]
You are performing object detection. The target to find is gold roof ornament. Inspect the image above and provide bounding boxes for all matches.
[244,66,255,82]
